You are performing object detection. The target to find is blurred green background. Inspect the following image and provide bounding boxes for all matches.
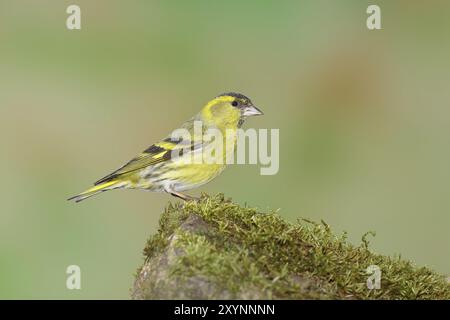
[1,0,449,299]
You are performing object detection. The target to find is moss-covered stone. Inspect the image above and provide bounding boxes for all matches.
[131,194,450,299]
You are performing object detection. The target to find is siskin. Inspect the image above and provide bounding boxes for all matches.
[68,92,263,202]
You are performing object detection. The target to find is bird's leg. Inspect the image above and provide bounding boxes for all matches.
[171,191,199,201]
[165,186,199,202]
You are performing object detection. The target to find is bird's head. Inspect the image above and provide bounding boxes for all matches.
[201,92,263,128]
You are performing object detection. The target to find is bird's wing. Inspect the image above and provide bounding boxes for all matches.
[94,136,204,185]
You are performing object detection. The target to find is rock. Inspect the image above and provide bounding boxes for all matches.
[131,194,450,300]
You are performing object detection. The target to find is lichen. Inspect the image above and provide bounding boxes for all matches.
[132,194,450,299]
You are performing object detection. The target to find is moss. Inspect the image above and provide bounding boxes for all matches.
[133,194,450,299]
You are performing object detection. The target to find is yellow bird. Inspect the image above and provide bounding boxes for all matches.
[68,92,263,202]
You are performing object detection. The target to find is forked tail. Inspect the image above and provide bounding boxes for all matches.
[68,180,125,203]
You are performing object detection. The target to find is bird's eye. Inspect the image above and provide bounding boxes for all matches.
[231,101,238,107]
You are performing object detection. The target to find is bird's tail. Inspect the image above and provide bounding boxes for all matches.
[68,180,125,203]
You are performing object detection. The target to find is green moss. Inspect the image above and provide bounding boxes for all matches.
[137,194,450,299]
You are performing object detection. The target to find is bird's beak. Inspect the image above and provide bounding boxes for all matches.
[243,104,264,117]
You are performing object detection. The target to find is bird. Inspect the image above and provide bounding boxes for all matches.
[68,92,263,202]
